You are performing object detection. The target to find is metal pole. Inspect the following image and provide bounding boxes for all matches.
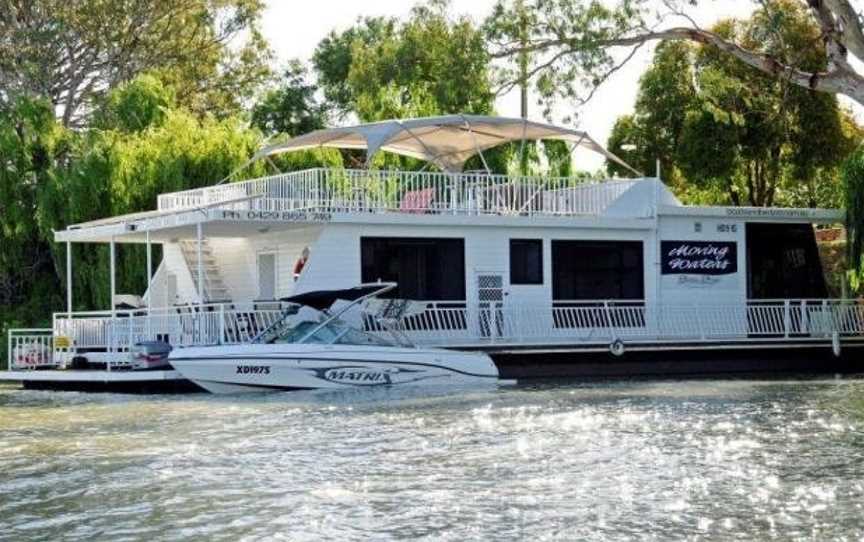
[196,222,204,304]
[146,229,153,339]
[66,241,72,315]
[109,236,116,370]
[146,230,153,310]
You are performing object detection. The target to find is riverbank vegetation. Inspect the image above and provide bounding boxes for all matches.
[3,0,864,364]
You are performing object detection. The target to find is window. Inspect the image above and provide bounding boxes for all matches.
[510,239,543,285]
[552,240,644,300]
[360,237,466,300]
[746,223,827,299]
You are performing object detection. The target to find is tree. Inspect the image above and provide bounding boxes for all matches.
[250,61,329,137]
[312,17,398,120]
[605,7,860,208]
[487,0,864,110]
[312,0,495,123]
[0,97,67,321]
[0,0,272,126]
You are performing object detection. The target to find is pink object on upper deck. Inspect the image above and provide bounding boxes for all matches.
[399,188,435,213]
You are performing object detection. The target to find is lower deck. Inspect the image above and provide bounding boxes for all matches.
[0,369,199,393]
[3,342,862,393]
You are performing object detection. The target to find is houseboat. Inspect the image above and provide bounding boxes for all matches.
[3,115,863,392]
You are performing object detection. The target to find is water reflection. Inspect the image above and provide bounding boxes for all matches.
[1,379,863,540]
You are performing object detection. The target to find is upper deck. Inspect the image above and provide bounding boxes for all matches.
[156,168,646,218]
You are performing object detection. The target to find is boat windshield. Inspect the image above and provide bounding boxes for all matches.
[269,316,394,346]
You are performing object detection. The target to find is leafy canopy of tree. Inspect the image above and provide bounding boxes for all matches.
[487,0,864,112]
[0,0,272,126]
[606,5,860,209]
[251,61,329,137]
[0,75,267,364]
[312,0,494,122]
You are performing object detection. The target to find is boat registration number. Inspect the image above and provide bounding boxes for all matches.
[236,365,271,375]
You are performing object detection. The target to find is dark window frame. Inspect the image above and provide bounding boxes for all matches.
[509,239,544,285]
[551,240,645,301]
[360,236,466,301]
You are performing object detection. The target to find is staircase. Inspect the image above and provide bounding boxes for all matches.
[179,239,232,303]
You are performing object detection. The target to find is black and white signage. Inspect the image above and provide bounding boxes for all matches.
[661,241,737,275]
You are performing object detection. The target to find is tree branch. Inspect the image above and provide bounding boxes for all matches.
[494,25,864,106]
[822,0,864,63]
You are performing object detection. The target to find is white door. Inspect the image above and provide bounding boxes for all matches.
[476,271,505,339]
[257,252,277,300]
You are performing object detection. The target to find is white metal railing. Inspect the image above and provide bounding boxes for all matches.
[52,303,289,349]
[7,329,55,370]
[8,299,864,370]
[156,168,642,218]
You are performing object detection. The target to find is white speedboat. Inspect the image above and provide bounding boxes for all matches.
[169,284,500,394]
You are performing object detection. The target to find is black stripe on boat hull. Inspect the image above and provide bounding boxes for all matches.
[195,379,316,392]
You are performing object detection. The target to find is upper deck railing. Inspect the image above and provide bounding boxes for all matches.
[156,168,643,218]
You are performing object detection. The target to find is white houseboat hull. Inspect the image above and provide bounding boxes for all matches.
[169,344,499,394]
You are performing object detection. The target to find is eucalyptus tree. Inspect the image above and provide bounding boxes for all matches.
[0,0,272,126]
[487,0,864,110]
[608,10,859,208]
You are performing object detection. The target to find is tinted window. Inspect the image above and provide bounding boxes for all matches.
[361,237,466,300]
[552,240,644,300]
[510,239,543,284]
[746,223,827,299]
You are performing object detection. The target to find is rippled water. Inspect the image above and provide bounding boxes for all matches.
[2,379,864,541]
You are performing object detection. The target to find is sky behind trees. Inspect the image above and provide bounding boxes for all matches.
[261,0,759,168]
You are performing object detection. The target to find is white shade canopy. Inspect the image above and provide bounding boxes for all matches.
[253,114,639,174]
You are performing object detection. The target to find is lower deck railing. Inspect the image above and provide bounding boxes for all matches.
[7,299,864,370]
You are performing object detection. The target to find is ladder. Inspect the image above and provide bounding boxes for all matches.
[179,239,232,303]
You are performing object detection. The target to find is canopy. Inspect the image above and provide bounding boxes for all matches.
[253,114,639,174]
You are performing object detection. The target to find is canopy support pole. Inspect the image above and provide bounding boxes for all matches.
[394,121,452,173]
[460,115,491,174]
[65,241,72,315]
[196,223,204,305]
[146,229,153,338]
[109,236,116,368]
[518,118,528,176]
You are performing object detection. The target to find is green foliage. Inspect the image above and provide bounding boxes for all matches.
[93,75,176,133]
[0,0,272,126]
[251,61,329,137]
[487,0,652,116]
[312,1,494,123]
[313,17,398,119]
[606,3,861,208]
[843,145,864,287]
[0,74,266,349]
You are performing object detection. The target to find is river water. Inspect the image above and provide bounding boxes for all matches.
[2,379,864,541]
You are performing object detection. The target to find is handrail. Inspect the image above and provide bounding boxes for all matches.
[45,299,864,352]
[155,168,644,218]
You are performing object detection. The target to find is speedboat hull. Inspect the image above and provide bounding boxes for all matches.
[169,344,499,394]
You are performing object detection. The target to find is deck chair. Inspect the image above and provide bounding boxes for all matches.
[399,188,435,214]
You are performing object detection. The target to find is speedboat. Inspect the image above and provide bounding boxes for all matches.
[168,284,500,394]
